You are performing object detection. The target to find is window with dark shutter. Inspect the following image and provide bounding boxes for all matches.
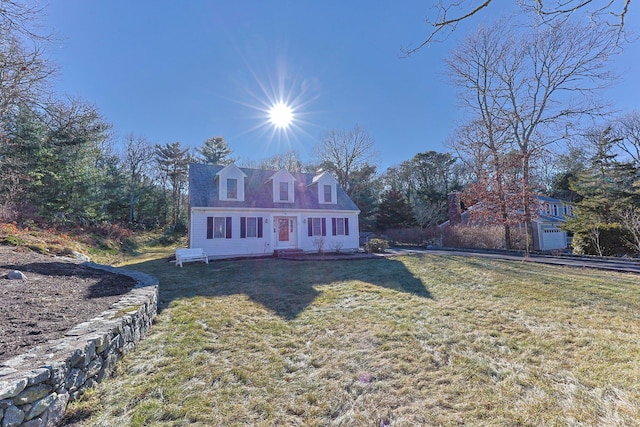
[207,217,213,239]
[331,217,347,235]
[309,218,326,236]
[211,217,229,239]
[226,217,232,239]
[241,217,262,238]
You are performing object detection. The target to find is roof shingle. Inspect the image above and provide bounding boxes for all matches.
[189,163,360,211]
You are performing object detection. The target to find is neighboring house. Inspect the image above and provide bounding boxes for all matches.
[531,195,573,251]
[442,192,573,252]
[188,163,360,259]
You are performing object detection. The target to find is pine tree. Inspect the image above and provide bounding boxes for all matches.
[564,127,640,255]
[375,189,416,232]
[155,142,192,226]
[196,136,234,165]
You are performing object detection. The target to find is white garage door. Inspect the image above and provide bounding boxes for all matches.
[541,226,566,250]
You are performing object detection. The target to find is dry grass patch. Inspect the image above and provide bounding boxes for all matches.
[63,254,640,426]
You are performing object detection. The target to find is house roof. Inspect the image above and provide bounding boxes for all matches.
[536,195,567,204]
[535,214,566,224]
[189,163,360,212]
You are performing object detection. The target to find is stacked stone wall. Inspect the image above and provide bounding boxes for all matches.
[0,263,158,427]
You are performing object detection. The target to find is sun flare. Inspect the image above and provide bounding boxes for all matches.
[268,102,294,129]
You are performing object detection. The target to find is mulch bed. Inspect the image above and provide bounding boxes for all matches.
[0,245,136,364]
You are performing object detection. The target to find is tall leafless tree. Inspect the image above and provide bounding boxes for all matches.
[448,19,617,249]
[313,125,378,192]
[612,111,640,166]
[122,133,154,224]
[406,0,630,54]
[0,1,56,125]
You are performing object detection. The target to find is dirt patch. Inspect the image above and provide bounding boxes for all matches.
[0,245,135,364]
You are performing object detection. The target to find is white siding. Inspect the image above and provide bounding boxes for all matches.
[191,211,271,258]
[299,213,359,253]
[190,209,360,258]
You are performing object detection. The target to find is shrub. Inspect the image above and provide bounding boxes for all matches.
[383,227,443,246]
[330,239,344,254]
[571,223,633,256]
[313,237,326,254]
[442,225,529,250]
[365,238,389,253]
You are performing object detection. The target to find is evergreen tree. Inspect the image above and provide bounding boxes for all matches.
[155,142,192,225]
[564,127,639,255]
[196,136,234,165]
[375,189,416,232]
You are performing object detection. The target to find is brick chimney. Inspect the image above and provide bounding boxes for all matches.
[448,191,462,226]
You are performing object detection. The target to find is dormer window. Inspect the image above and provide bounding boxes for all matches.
[268,169,295,203]
[227,178,238,199]
[312,171,337,205]
[217,164,247,201]
[279,182,289,201]
[323,185,332,203]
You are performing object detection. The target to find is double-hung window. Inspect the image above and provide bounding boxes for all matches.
[308,217,326,236]
[323,184,332,203]
[279,182,289,201]
[227,178,238,199]
[207,217,232,239]
[331,217,349,236]
[240,217,263,238]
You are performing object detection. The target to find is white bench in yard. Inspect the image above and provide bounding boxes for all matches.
[175,248,209,267]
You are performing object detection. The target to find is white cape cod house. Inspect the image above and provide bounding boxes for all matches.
[188,163,361,259]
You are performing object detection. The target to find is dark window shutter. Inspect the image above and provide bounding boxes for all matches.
[308,218,313,236]
[332,218,337,236]
[258,218,263,238]
[321,218,326,236]
[207,217,213,239]
[226,217,232,239]
[345,218,349,235]
[240,217,246,238]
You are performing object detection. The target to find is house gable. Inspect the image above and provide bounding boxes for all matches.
[536,196,573,220]
[216,164,247,202]
[266,169,296,204]
[311,171,338,205]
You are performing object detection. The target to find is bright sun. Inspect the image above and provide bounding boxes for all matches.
[268,102,294,129]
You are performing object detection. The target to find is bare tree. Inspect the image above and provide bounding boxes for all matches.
[0,1,51,41]
[612,111,640,166]
[619,207,640,254]
[406,0,630,53]
[448,19,617,249]
[122,133,154,224]
[0,1,56,132]
[258,150,305,172]
[313,125,378,192]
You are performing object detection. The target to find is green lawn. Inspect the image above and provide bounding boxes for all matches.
[65,254,640,426]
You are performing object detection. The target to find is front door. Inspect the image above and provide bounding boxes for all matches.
[276,217,297,248]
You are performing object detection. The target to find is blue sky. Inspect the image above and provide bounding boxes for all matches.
[43,1,640,170]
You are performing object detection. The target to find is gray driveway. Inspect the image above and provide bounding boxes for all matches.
[386,247,640,275]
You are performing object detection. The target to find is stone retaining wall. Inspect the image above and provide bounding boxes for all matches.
[0,263,158,427]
